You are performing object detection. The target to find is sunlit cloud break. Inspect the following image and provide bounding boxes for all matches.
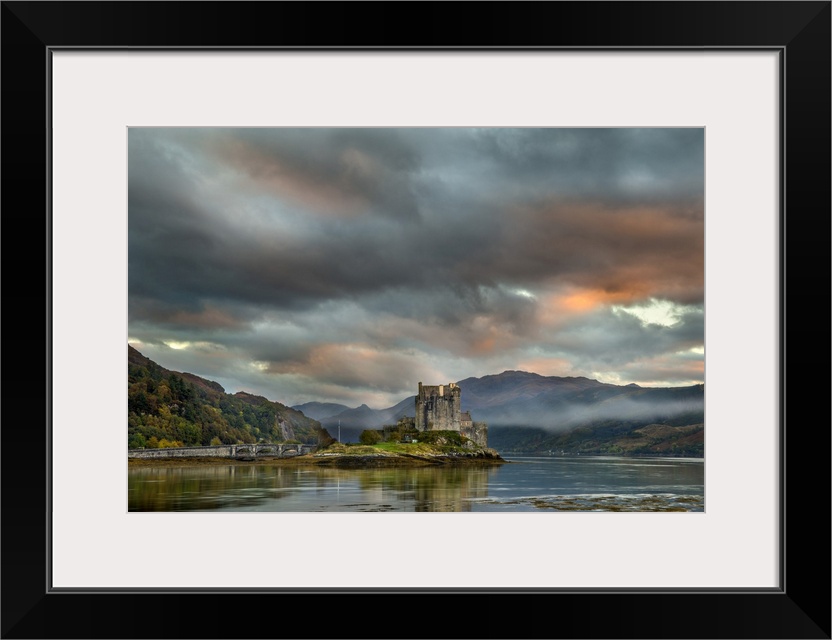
[612,298,701,328]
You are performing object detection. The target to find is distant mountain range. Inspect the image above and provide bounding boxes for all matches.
[293,397,414,444]
[293,371,704,455]
[127,346,702,455]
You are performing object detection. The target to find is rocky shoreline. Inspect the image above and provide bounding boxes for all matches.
[311,448,506,467]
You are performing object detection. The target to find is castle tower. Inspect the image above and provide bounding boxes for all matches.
[415,382,461,431]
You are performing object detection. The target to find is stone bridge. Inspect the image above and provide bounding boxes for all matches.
[128,443,316,460]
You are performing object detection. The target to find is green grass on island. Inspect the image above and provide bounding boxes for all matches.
[310,429,505,466]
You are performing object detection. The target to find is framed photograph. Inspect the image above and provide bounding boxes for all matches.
[3,2,829,638]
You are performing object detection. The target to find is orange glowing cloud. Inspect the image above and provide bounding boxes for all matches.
[559,289,639,312]
[470,334,497,354]
[504,200,704,306]
[537,288,639,325]
[465,316,527,356]
[264,342,442,390]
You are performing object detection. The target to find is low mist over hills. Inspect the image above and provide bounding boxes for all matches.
[294,397,415,444]
[126,347,702,455]
[291,402,353,422]
[293,371,704,455]
[459,371,702,428]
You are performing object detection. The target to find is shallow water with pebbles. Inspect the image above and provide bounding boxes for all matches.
[474,492,704,512]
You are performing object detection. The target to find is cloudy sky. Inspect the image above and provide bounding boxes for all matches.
[128,128,704,409]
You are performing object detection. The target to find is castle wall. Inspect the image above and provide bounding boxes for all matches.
[461,422,488,448]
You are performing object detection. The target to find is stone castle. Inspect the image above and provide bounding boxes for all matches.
[415,382,488,447]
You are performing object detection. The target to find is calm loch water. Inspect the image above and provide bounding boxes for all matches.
[128,456,704,512]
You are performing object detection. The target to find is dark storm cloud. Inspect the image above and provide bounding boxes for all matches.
[452,128,704,204]
[216,129,423,223]
[129,128,703,311]
[128,128,704,404]
[496,200,704,304]
[129,295,250,330]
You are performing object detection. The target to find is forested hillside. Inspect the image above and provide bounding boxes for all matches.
[127,346,327,449]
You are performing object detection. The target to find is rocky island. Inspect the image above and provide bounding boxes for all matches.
[309,434,505,467]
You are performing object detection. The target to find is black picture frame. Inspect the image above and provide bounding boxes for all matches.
[2,2,829,638]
